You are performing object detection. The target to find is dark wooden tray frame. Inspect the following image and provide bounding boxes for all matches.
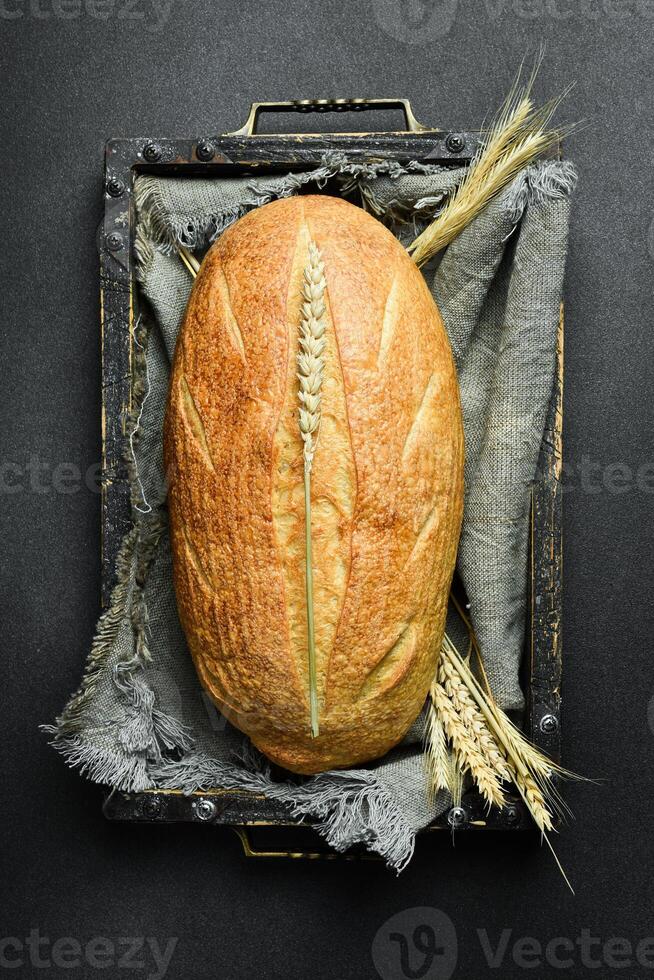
[99,99,563,858]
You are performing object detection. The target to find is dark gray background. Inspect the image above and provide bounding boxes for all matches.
[2,1,653,978]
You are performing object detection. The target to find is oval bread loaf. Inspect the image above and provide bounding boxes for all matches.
[164,195,464,774]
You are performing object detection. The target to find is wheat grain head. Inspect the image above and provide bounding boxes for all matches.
[297,242,326,471]
[431,681,506,810]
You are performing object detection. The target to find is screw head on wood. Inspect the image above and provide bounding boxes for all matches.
[105,232,124,252]
[193,798,217,822]
[143,141,162,163]
[196,139,215,162]
[540,713,559,735]
[143,796,162,818]
[106,177,125,198]
[447,805,468,829]
[445,133,465,154]
[504,804,520,826]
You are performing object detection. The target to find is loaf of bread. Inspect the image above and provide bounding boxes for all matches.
[164,195,464,774]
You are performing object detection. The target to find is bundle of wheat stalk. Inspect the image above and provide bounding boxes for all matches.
[428,598,576,889]
[408,66,570,267]
[427,597,569,834]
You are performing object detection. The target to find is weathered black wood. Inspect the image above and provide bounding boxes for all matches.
[100,114,564,850]
[103,784,533,838]
[527,311,564,763]
[105,131,481,180]
[100,186,133,602]
[103,788,294,825]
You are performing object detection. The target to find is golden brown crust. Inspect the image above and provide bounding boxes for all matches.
[164,195,464,774]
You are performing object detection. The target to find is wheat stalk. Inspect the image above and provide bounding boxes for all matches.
[431,679,505,810]
[429,634,573,888]
[178,244,201,277]
[439,629,568,835]
[424,695,450,799]
[438,646,511,783]
[448,750,463,807]
[298,242,326,469]
[408,72,569,267]
[297,241,326,738]
[425,582,581,891]
[449,592,573,791]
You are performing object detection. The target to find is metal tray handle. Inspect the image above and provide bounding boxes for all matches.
[233,827,378,860]
[228,98,431,137]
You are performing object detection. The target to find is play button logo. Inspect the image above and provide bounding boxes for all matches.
[372,907,458,980]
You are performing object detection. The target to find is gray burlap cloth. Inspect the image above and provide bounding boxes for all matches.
[47,154,575,870]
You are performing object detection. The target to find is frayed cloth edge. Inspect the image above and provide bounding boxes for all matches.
[134,173,258,254]
[43,319,193,770]
[133,152,447,255]
[150,750,415,873]
[45,526,139,736]
[41,730,153,792]
[503,159,578,224]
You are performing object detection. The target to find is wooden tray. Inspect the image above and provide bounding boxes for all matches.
[100,99,563,857]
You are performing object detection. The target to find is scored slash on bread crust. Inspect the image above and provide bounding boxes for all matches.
[164,195,464,775]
